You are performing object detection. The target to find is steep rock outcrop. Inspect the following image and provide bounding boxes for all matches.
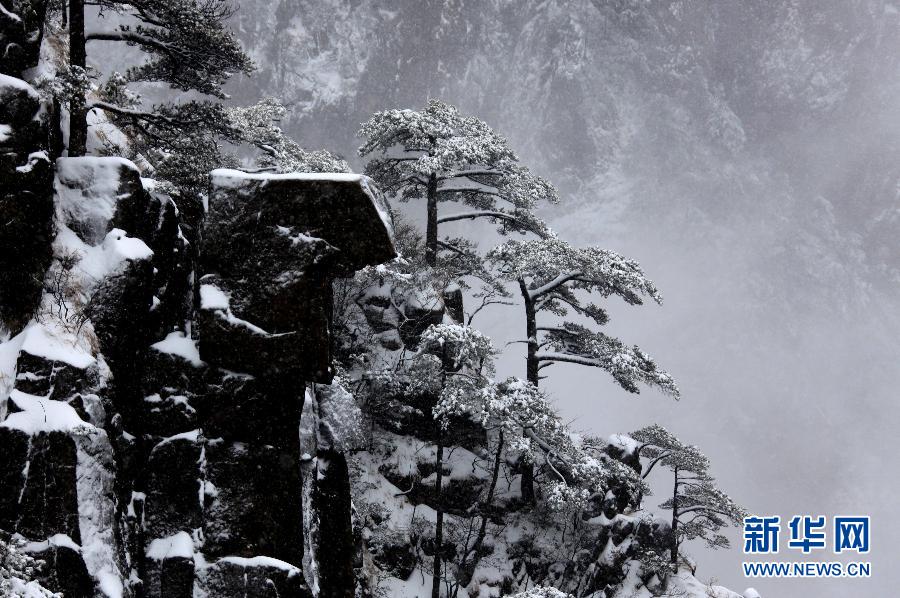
[0,75,53,334]
[0,159,396,598]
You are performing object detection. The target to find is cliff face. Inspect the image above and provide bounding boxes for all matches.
[0,91,396,598]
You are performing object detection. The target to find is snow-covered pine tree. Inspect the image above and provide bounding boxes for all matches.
[630,425,748,570]
[488,237,679,394]
[0,533,59,598]
[63,0,253,157]
[358,99,558,268]
[487,237,679,502]
[224,97,350,173]
[410,323,495,598]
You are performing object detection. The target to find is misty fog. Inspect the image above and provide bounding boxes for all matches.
[86,1,900,594]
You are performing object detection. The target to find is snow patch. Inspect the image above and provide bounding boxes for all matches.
[0,74,39,98]
[210,168,364,186]
[199,284,229,310]
[1,390,93,434]
[55,157,140,244]
[74,429,125,598]
[218,555,302,574]
[150,331,203,367]
[0,327,27,402]
[54,225,153,287]
[152,429,200,451]
[22,534,82,554]
[19,321,96,369]
[145,531,194,561]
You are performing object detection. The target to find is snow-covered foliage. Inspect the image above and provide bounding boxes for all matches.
[0,535,59,598]
[630,425,748,563]
[505,587,573,598]
[488,237,679,398]
[359,99,557,268]
[225,98,350,173]
[93,0,253,97]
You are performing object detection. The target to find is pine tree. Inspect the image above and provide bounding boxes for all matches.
[630,425,747,570]
[410,323,495,598]
[487,237,679,501]
[64,0,254,156]
[358,99,558,268]
[225,98,350,173]
[488,237,678,394]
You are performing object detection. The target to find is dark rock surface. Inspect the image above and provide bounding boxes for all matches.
[199,557,312,598]
[0,0,47,76]
[0,429,81,542]
[0,75,53,334]
[25,538,95,598]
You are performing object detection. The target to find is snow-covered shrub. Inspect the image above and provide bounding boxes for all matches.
[0,535,59,598]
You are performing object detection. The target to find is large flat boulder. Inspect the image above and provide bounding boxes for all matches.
[200,170,396,383]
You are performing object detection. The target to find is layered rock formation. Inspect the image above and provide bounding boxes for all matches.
[0,153,395,597]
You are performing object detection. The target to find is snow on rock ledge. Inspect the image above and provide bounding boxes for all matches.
[1,390,93,434]
[55,157,144,245]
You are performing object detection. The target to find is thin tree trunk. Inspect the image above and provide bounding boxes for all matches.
[670,466,679,568]
[520,278,538,504]
[455,431,504,597]
[68,0,87,157]
[425,172,438,267]
[432,432,445,598]
[521,279,539,386]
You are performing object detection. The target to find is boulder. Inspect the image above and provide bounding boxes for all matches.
[143,532,195,598]
[202,170,396,383]
[23,535,94,598]
[198,556,311,598]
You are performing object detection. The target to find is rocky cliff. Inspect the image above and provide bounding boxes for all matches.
[0,75,396,596]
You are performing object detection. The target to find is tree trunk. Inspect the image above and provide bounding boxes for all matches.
[670,466,679,568]
[425,172,438,267]
[519,278,538,504]
[68,0,87,157]
[455,431,504,595]
[432,432,445,598]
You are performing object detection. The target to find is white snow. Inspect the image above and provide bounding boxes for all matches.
[150,332,204,367]
[0,74,39,98]
[74,429,125,598]
[54,225,153,287]
[19,321,96,369]
[55,157,140,245]
[608,433,640,454]
[145,531,194,561]
[0,124,11,142]
[199,284,276,335]
[22,534,82,554]
[0,327,27,402]
[218,555,302,573]
[1,390,93,434]
[199,284,230,310]
[210,168,364,186]
[152,429,200,451]
[16,151,50,173]
[0,3,23,22]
